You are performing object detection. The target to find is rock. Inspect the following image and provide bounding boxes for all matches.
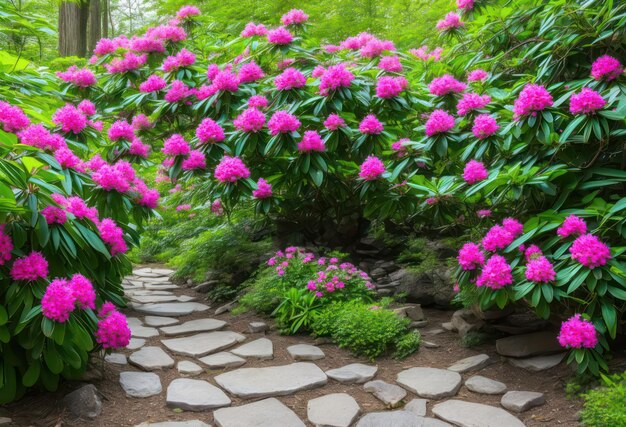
[370,268,387,279]
[127,317,143,327]
[396,367,462,399]
[501,391,546,413]
[450,309,484,338]
[198,352,246,369]
[404,399,428,416]
[166,378,231,411]
[507,353,567,371]
[363,380,407,408]
[194,280,219,293]
[389,267,455,307]
[160,318,227,336]
[177,361,203,376]
[307,393,360,427]
[465,376,507,395]
[287,344,325,361]
[410,320,428,328]
[119,372,162,398]
[248,322,268,333]
[144,316,179,327]
[213,398,305,427]
[131,325,160,339]
[405,305,425,321]
[447,354,490,373]
[214,362,327,399]
[105,353,127,365]
[441,322,455,331]
[135,302,210,317]
[326,364,378,384]
[132,295,180,304]
[215,301,236,315]
[422,341,440,349]
[314,337,334,345]
[432,400,525,427]
[127,338,146,350]
[492,312,550,334]
[135,421,210,427]
[422,328,445,336]
[161,331,246,357]
[472,305,515,321]
[129,346,175,371]
[0,418,11,426]
[231,338,273,359]
[496,331,561,357]
[355,411,423,427]
[376,289,393,297]
[64,384,102,419]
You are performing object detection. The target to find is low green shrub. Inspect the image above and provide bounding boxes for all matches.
[580,372,626,426]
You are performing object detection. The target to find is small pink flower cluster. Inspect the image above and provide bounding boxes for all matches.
[267,27,293,45]
[557,215,587,238]
[569,234,611,269]
[512,84,553,119]
[108,120,135,141]
[56,66,97,87]
[165,80,192,103]
[129,36,165,53]
[457,242,485,270]
[0,224,13,265]
[376,76,408,99]
[176,5,200,19]
[274,67,306,90]
[324,114,346,131]
[409,46,443,62]
[98,218,128,255]
[524,244,543,260]
[241,22,268,38]
[133,178,160,209]
[359,156,385,180]
[162,134,191,156]
[54,147,85,171]
[429,74,467,96]
[176,204,191,211]
[558,314,598,349]
[96,302,131,349]
[92,161,136,192]
[467,69,489,82]
[569,88,606,115]
[360,38,396,58]
[425,110,455,136]
[145,25,187,42]
[378,56,403,72]
[52,104,88,134]
[139,75,167,92]
[482,218,524,252]
[129,138,150,158]
[162,48,196,72]
[248,95,268,109]
[525,256,556,283]
[10,251,49,282]
[436,12,465,31]
[214,156,251,183]
[463,160,488,184]
[234,107,266,132]
[457,0,474,10]
[319,64,355,96]
[298,130,326,152]
[457,92,491,116]
[281,9,308,26]
[182,150,206,170]
[590,55,623,81]
[105,52,147,74]
[476,254,513,289]
[268,110,301,135]
[18,124,65,151]
[196,118,225,144]
[238,61,265,83]
[391,138,409,157]
[359,114,384,135]
[53,194,99,223]
[211,199,224,215]
[472,114,499,139]
[42,206,67,225]
[253,178,273,199]
[42,274,96,322]
[0,101,30,133]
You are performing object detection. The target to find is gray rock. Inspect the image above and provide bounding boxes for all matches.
[166,378,231,411]
[447,354,490,373]
[129,346,175,371]
[421,341,440,349]
[363,380,407,408]
[135,302,210,317]
[389,266,455,307]
[127,317,143,327]
[105,353,128,365]
[501,391,546,413]
[127,338,146,350]
[198,352,246,369]
[507,353,567,371]
[144,316,179,327]
[119,372,162,398]
[396,367,462,399]
[215,362,327,399]
[432,400,525,427]
[160,318,227,336]
[135,421,210,427]
[215,301,236,315]
[406,305,425,321]
[450,309,484,338]
[231,338,273,359]
[0,418,11,426]
[307,393,360,427]
[410,321,428,329]
[326,364,378,384]
[130,325,160,339]
[423,328,445,336]
[355,411,422,427]
[161,331,246,357]
[287,344,325,361]
[370,267,387,278]
[64,384,102,419]
[177,361,203,376]
[177,295,196,302]
[132,295,180,304]
[496,331,561,358]
[248,322,268,333]
[213,398,305,427]
[465,376,507,395]
[441,322,455,331]
[404,399,428,416]
[194,280,218,293]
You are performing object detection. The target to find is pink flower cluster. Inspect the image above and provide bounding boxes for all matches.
[557,215,587,238]
[569,88,606,115]
[590,55,623,81]
[162,48,196,72]
[42,279,77,322]
[268,111,301,135]
[98,218,127,255]
[56,66,97,87]
[482,218,524,251]
[52,104,87,134]
[140,75,167,92]
[108,120,135,141]
[0,224,13,265]
[298,130,326,152]
[176,204,191,211]
[476,254,513,289]
[267,27,293,45]
[96,302,131,349]
[463,160,488,184]
[525,256,556,283]
[359,156,385,180]
[241,22,268,38]
[359,114,384,135]
[378,56,403,72]
[248,95,268,109]
[275,67,306,90]
[425,110,455,136]
[234,107,266,132]
[129,138,150,158]
[324,114,346,131]
[0,101,30,133]
[467,69,489,82]
[376,76,408,99]
[42,206,67,225]
[557,314,598,349]
[105,52,147,74]
[53,194,99,223]
[281,9,308,26]
[472,114,499,139]
[211,199,224,215]
[512,84,553,119]
[176,5,200,19]
[253,178,273,199]
[10,251,48,281]
[182,150,206,170]
[214,156,251,183]
[162,134,190,156]
[436,12,464,31]
[196,118,225,143]
[457,93,491,116]
[165,80,192,103]
[18,124,66,151]
[457,242,485,270]
[319,64,355,96]
[569,234,611,269]
[429,74,467,96]
[457,0,474,10]
[238,61,265,83]
[92,161,136,192]
[409,46,443,62]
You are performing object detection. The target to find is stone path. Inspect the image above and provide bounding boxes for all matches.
[106,267,554,426]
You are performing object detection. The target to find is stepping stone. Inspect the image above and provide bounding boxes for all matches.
[231,338,273,360]
[144,284,179,291]
[144,316,179,327]
[132,295,181,304]
[507,352,566,371]
[119,372,162,398]
[127,317,143,327]
[177,361,203,376]
[129,346,175,371]
[136,421,210,427]
[501,391,545,413]
[105,353,128,365]
[422,328,445,336]
[326,364,378,384]
[307,393,360,427]
[127,338,146,350]
[355,411,424,427]
[178,295,196,302]
[135,302,209,316]
[213,398,305,427]
[465,376,507,395]
[214,362,327,399]
[248,322,268,333]
[160,318,227,336]
[363,380,407,408]
[131,325,160,339]
[166,378,231,411]
[432,400,524,427]
[161,332,246,357]
[287,344,325,361]
[447,354,490,373]
[422,341,440,349]
[198,352,246,369]
[132,290,175,296]
[396,367,462,399]
[151,268,175,275]
[496,331,561,358]
[404,399,428,416]
[133,270,162,278]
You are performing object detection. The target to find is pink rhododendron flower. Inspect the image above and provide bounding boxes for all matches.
[569,88,606,115]
[253,178,273,199]
[409,45,443,62]
[319,64,355,95]
[42,279,76,322]
[482,225,514,251]
[378,55,403,72]
[359,114,384,135]
[52,104,87,134]
[457,93,491,116]
[436,12,464,31]
[359,156,385,180]
[132,114,152,130]
[472,114,499,139]
[590,55,623,81]
[428,74,467,96]
[274,67,306,90]
[108,120,135,142]
[476,254,513,289]
[360,38,395,58]
[196,118,225,143]
[557,314,598,349]
[458,242,485,270]
[56,66,97,87]
[323,44,340,53]
[164,80,192,103]
[18,124,66,151]
[238,61,265,83]
[69,273,96,309]
[281,9,308,26]
[298,130,326,152]
[477,209,492,218]
[145,25,187,42]
[457,0,474,10]
[557,215,587,238]
[214,156,251,183]
[513,84,553,119]
[130,36,165,53]
[97,301,116,318]
[132,178,159,209]
[525,256,556,283]
[467,69,489,82]
[10,251,48,281]
[234,107,266,132]
[524,244,543,260]
[85,154,107,172]
[0,101,30,133]
[268,110,301,135]
[92,161,135,192]
[569,234,611,269]
[98,218,127,255]
[176,5,200,19]
[176,204,191,211]
[209,69,240,93]
[340,32,376,50]
[0,225,13,265]
[267,27,293,45]
[66,196,99,223]
[139,75,167,92]
[162,134,190,156]
[77,100,96,116]
[392,138,409,157]
[241,22,268,38]
[425,109,455,136]
[312,66,326,78]
[54,147,85,171]
[463,160,488,184]
[502,218,524,237]
[211,199,224,215]
[162,48,196,72]
[105,52,147,74]
[376,76,408,99]
[96,309,131,349]
[182,150,206,170]
[94,38,117,56]
[128,138,150,157]
[42,206,67,225]
[248,95,268,109]
[324,114,346,131]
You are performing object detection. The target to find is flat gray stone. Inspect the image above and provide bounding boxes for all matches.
[129,346,175,370]
[422,341,440,349]
[404,399,428,416]
[161,332,246,357]
[287,344,325,361]
[133,270,162,277]
[501,391,546,413]
[432,400,524,427]
[396,368,462,399]
[364,380,407,408]
[131,325,160,338]
[465,376,507,395]
[131,290,174,296]
[356,411,423,427]
[144,316,179,327]
[215,362,327,399]
[508,353,567,371]
[248,322,268,333]
[160,319,227,336]
[213,398,305,427]
[135,302,209,316]
[422,328,445,336]
[198,352,246,369]
[326,364,378,384]
[177,361,203,376]
[178,295,196,302]
[64,384,102,419]
[447,354,490,373]
[151,268,175,275]
[127,317,143,327]
[119,371,162,398]
[496,331,561,357]
[0,418,11,427]
[127,338,146,350]
[231,338,273,359]
[166,378,231,411]
[132,295,180,304]
[105,353,128,365]
[135,421,210,427]
[307,393,360,427]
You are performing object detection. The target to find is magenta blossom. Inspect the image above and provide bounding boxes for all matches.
[359,114,384,135]
[253,178,273,199]
[463,160,488,184]
[214,156,251,183]
[472,114,499,139]
[359,156,385,180]
[558,314,598,349]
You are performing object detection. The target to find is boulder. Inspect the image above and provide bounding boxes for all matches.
[64,384,102,419]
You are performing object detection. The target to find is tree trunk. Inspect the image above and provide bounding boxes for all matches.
[88,0,101,54]
[102,0,108,38]
[78,0,90,57]
[58,2,82,57]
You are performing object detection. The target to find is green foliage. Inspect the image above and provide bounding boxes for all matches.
[272,287,323,334]
[580,372,626,427]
